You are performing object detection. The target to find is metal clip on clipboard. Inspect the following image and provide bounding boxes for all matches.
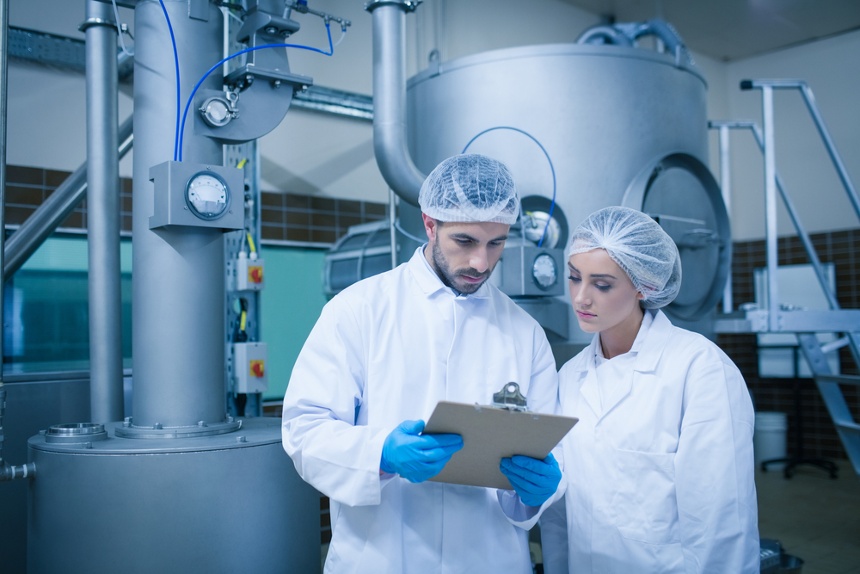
[492,382,528,412]
[424,381,577,489]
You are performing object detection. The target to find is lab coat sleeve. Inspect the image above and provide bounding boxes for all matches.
[673,341,759,573]
[281,294,389,507]
[538,496,569,574]
[498,328,566,528]
[496,469,567,528]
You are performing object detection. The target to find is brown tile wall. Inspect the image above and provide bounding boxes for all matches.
[718,229,860,465]
[4,164,387,243]
[260,189,387,244]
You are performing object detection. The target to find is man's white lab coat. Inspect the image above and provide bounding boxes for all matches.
[283,247,560,574]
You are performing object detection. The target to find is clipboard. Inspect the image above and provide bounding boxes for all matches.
[423,401,578,490]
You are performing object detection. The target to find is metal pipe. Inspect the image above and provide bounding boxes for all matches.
[3,117,133,279]
[0,0,8,371]
[366,0,425,207]
[762,85,780,332]
[0,383,5,471]
[712,121,734,313]
[84,0,124,424]
[131,0,227,429]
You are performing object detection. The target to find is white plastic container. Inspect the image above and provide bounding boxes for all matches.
[754,412,788,470]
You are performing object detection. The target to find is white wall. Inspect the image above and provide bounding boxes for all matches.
[6,0,859,240]
[6,0,134,175]
[256,0,602,203]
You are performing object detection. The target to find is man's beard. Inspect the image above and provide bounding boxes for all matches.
[431,240,489,295]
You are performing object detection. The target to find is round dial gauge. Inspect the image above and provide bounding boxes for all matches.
[532,253,558,290]
[186,173,229,220]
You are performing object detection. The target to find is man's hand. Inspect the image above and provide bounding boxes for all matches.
[500,453,562,507]
[381,420,464,483]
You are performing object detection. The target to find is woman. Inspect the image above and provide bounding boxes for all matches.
[541,206,759,573]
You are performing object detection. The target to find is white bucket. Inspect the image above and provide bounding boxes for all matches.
[754,412,788,471]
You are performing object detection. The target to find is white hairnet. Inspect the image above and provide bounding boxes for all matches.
[418,154,519,224]
[566,206,682,309]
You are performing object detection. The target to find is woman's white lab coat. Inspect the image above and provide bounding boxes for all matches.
[282,248,560,574]
[541,310,759,574]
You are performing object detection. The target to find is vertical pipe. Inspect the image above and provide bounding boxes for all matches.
[0,0,9,480]
[366,0,425,206]
[132,0,226,429]
[85,0,124,424]
[0,0,8,371]
[762,86,780,331]
[717,124,733,314]
[0,0,9,476]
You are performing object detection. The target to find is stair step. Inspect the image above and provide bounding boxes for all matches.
[816,373,860,386]
[836,421,860,433]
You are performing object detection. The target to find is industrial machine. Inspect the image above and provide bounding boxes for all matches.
[332,4,731,355]
[15,1,859,573]
[1,1,355,572]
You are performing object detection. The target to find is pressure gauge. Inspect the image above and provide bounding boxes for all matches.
[186,172,230,220]
[532,253,558,290]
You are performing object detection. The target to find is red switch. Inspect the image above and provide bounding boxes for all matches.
[250,360,265,378]
[248,265,263,284]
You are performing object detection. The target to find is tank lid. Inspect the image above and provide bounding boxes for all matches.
[45,422,108,444]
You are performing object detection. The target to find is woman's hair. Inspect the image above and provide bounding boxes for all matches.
[566,206,682,309]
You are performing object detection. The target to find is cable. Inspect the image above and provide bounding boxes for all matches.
[461,127,557,247]
[234,298,249,343]
[177,21,334,162]
[332,24,348,48]
[157,0,182,162]
[246,231,257,258]
[111,0,134,56]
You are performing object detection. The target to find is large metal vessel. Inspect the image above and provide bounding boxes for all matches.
[27,418,318,573]
[23,2,321,572]
[401,36,729,339]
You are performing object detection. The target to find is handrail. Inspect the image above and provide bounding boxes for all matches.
[709,120,839,313]
[711,78,860,367]
[740,79,860,219]
[3,117,133,279]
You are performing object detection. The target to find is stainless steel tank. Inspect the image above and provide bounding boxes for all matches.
[27,418,319,574]
[404,40,730,337]
[25,2,320,571]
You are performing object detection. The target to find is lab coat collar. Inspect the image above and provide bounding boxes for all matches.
[574,309,667,375]
[577,309,667,419]
[631,309,671,373]
[408,245,490,299]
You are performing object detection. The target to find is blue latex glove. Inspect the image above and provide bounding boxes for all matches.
[499,453,562,507]
[380,420,463,483]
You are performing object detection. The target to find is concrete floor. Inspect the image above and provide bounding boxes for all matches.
[756,463,860,574]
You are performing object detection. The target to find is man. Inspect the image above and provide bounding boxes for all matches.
[282,154,562,573]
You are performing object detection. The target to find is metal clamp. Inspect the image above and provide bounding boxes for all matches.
[492,382,528,411]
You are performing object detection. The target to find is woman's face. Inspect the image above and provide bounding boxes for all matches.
[567,248,644,335]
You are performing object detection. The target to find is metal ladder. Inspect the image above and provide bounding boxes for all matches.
[710,79,860,475]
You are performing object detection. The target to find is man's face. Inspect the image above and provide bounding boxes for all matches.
[422,214,510,295]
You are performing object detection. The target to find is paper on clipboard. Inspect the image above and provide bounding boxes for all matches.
[423,401,578,490]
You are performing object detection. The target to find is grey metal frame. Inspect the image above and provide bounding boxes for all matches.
[711,79,860,473]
